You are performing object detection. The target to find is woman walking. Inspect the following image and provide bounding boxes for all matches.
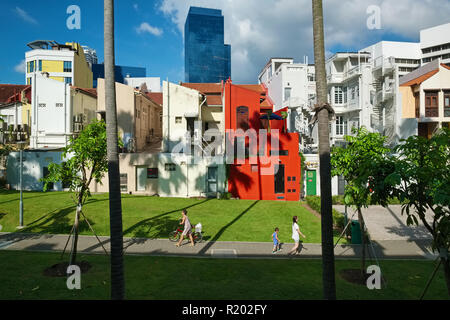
[288,216,306,255]
[176,209,195,247]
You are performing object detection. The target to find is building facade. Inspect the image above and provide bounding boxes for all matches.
[25,40,93,88]
[258,57,317,152]
[30,74,97,149]
[92,64,146,88]
[400,60,450,138]
[420,23,450,67]
[184,6,231,83]
[124,77,161,93]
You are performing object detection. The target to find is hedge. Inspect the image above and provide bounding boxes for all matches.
[305,196,345,230]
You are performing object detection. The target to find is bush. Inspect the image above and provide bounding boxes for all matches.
[306,195,345,229]
[220,192,231,200]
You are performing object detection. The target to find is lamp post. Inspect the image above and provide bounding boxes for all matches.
[17,141,26,229]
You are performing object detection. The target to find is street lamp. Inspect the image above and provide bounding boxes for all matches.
[17,141,26,229]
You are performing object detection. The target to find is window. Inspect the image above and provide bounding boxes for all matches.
[334,86,343,104]
[251,165,258,172]
[63,61,72,72]
[270,150,289,156]
[56,103,63,108]
[236,106,249,130]
[444,91,450,117]
[343,87,347,103]
[284,87,291,101]
[165,163,176,171]
[64,77,72,84]
[207,166,218,193]
[308,73,315,82]
[120,173,127,192]
[38,60,42,71]
[425,91,438,117]
[175,117,182,124]
[38,103,46,108]
[336,116,346,136]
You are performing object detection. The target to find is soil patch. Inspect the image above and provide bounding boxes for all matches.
[43,261,92,277]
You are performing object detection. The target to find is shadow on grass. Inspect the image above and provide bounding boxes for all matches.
[81,199,213,253]
[17,198,109,235]
[198,200,259,255]
[0,191,66,205]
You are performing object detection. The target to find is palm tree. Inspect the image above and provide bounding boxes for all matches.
[104,0,125,300]
[312,0,336,299]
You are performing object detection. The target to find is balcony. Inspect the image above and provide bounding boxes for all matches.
[425,107,439,118]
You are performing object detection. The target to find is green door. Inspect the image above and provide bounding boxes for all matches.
[306,170,316,196]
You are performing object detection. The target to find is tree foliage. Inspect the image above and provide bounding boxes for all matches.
[385,128,450,253]
[331,126,392,209]
[42,120,109,204]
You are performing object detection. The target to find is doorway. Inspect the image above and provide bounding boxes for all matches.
[274,164,285,194]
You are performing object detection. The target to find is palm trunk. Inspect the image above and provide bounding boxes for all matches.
[312,0,336,300]
[104,0,125,300]
[357,207,366,276]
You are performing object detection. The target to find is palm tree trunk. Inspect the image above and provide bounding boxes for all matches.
[104,0,125,300]
[312,0,336,300]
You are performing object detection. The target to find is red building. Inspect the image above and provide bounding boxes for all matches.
[224,80,300,201]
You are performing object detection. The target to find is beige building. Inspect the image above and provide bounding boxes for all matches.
[97,78,162,152]
[400,60,450,138]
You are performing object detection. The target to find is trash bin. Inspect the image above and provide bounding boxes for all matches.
[351,220,362,244]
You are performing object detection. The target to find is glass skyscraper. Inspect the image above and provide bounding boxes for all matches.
[185,7,231,83]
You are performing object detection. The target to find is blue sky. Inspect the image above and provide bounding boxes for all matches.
[1,0,449,85]
[0,0,184,84]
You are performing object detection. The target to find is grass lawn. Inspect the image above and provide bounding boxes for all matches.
[0,190,341,243]
[0,250,448,300]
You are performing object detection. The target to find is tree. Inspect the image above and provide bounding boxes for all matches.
[331,126,392,275]
[312,0,336,300]
[384,128,450,296]
[104,0,125,300]
[42,120,109,265]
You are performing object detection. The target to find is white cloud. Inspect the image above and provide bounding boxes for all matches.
[14,7,38,25]
[159,0,450,83]
[136,22,163,37]
[14,60,25,73]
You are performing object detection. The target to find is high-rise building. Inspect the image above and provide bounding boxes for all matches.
[184,6,231,83]
[25,40,93,88]
[91,64,146,88]
[82,46,98,69]
[420,23,450,66]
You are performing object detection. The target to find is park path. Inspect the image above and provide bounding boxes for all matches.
[0,231,437,260]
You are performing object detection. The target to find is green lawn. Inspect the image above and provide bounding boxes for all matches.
[0,250,447,300]
[0,190,336,243]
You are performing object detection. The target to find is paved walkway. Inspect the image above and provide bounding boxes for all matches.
[333,204,433,241]
[0,231,437,260]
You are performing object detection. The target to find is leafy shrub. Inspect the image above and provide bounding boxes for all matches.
[306,195,345,229]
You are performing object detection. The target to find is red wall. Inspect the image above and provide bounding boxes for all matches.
[225,81,300,201]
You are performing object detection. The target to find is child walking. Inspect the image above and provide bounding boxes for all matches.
[272,227,281,253]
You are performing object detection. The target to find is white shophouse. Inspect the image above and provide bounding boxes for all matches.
[258,58,317,152]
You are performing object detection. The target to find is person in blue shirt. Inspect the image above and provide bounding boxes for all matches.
[272,227,281,253]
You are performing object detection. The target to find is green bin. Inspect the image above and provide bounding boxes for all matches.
[351,220,362,244]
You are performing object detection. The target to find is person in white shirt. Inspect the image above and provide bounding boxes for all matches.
[288,216,306,255]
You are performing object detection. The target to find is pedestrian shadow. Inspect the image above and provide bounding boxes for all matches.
[197,200,259,255]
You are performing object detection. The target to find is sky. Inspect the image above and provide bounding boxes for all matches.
[1,0,449,85]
